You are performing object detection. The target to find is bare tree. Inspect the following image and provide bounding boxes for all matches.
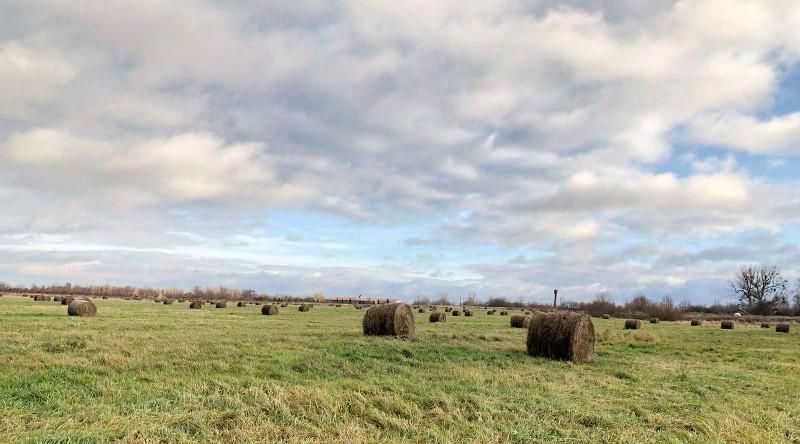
[730,265,787,315]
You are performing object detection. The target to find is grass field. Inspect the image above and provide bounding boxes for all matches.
[1,295,799,443]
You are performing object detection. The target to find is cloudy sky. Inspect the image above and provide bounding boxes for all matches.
[2,1,800,304]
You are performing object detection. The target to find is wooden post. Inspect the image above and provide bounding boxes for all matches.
[553,289,558,308]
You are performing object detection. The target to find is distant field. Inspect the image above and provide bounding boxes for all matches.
[0,295,798,443]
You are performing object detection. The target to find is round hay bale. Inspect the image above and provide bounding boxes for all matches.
[429,312,446,323]
[178,299,185,303]
[215,302,227,308]
[487,310,495,315]
[101,296,108,300]
[500,310,509,316]
[452,310,461,316]
[299,304,310,312]
[163,300,173,305]
[721,320,734,330]
[761,322,770,328]
[418,308,426,313]
[649,318,659,324]
[54,296,62,302]
[261,305,279,315]
[510,315,527,328]
[355,305,363,309]
[335,304,341,307]
[444,307,452,312]
[690,319,702,326]
[237,301,247,307]
[527,312,595,363]
[602,314,610,319]
[363,303,415,337]
[67,299,97,317]
[61,297,74,306]
[189,301,202,309]
[281,303,288,307]
[523,316,533,328]
[464,309,473,317]
[624,319,641,330]
[776,323,790,333]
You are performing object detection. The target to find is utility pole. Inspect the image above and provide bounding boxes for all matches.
[553,289,558,308]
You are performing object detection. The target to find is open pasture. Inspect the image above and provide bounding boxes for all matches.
[1,295,799,443]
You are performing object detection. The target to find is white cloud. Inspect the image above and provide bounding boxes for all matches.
[1,1,800,300]
[687,112,800,155]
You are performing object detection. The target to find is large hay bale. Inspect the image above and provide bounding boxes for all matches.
[500,310,509,316]
[215,302,226,308]
[54,296,62,302]
[67,299,97,317]
[487,309,495,315]
[429,312,446,323]
[189,301,202,309]
[776,324,790,333]
[510,315,527,328]
[721,320,734,330]
[452,310,461,316]
[527,312,595,363]
[690,319,702,326]
[445,307,452,312]
[299,304,310,312]
[163,300,173,305]
[363,303,415,337]
[602,314,610,319]
[418,308,426,313]
[649,318,659,324]
[624,319,641,330]
[761,322,770,328]
[61,297,74,306]
[464,309,473,317]
[261,305,279,315]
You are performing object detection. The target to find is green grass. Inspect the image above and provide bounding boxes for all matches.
[0,296,799,443]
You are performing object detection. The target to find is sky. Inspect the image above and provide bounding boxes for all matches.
[1,1,800,304]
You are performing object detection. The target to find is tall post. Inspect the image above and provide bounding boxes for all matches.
[553,289,558,308]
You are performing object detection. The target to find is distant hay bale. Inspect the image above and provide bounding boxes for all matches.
[464,309,473,317]
[299,304,310,312]
[624,319,641,330]
[237,301,247,307]
[487,309,495,315]
[281,303,288,307]
[452,310,461,316]
[355,305,363,309]
[776,324,790,333]
[690,319,702,326]
[510,315,527,328]
[163,300,173,305]
[61,297,74,306]
[429,312,446,323]
[215,302,227,308]
[261,305,279,315]
[761,323,770,328]
[500,311,509,316]
[527,312,595,363]
[721,320,734,330]
[178,299,185,303]
[418,308,426,313]
[649,318,659,324]
[54,296,62,302]
[67,299,97,317]
[102,296,108,300]
[602,314,610,319]
[154,299,160,303]
[362,303,415,337]
[189,301,202,309]
[335,304,341,307]
[445,307,452,312]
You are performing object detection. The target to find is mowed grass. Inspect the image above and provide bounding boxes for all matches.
[0,296,799,444]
